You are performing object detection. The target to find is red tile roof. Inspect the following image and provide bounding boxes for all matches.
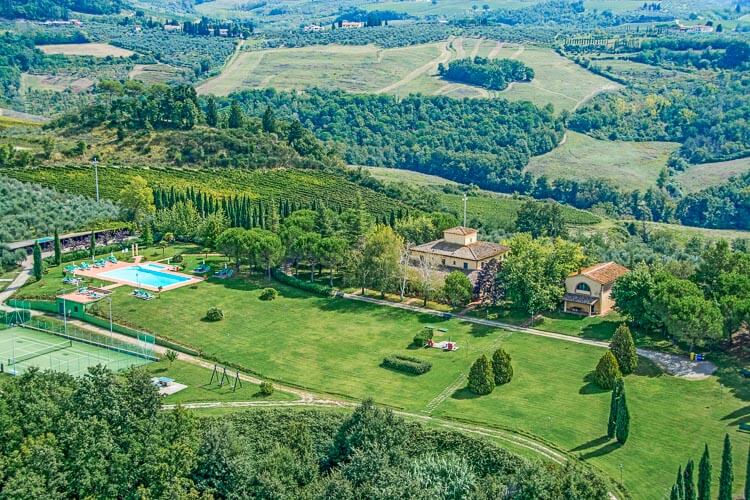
[575,262,630,285]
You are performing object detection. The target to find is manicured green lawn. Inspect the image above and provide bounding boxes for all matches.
[145,360,295,405]
[27,263,750,499]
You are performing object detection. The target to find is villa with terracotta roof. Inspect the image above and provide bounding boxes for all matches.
[563,262,629,316]
[410,227,509,272]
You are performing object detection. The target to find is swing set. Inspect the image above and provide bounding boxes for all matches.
[208,364,243,392]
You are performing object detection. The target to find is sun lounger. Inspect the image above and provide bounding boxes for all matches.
[193,264,211,274]
[107,255,118,263]
[79,262,91,271]
[131,289,155,300]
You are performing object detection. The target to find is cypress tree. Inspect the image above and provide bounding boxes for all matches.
[53,228,62,266]
[670,484,680,500]
[142,223,154,246]
[607,377,623,439]
[228,100,243,129]
[89,231,96,259]
[676,465,684,500]
[262,105,276,133]
[615,390,629,444]
[718,434,733,500]
[268,198,280,233]
[491,347,513,385]
[468,355,495,395]
[698,444,711,500]
[610,323,638,375]
[685,459,696,500]
[206,95,218,127]
[595,350,622,389]
[32,241,43,281]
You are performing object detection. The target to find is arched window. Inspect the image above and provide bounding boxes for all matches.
[575,282,591,293]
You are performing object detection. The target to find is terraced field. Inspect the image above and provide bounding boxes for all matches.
[199,38,617,112]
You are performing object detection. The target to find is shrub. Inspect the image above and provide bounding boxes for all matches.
[413,326,434,347]
[172,254,184,263]
[468,355,495,395]
[382,354,432,375]
[205,307,224,322]
[259,287,279,301]
[610,323,637,375]
[491,348,513,385]
[271,269,333,296]
[443,271,473,306]
[594,351,621,390]
[259,381,274,396]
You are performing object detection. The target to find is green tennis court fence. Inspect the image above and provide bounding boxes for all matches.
[9,339,72,366]
[20,318,157,361]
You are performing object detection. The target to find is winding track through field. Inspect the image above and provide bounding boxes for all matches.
[375,39,453,94]
[469,38,481,59]
[487,41,503,59]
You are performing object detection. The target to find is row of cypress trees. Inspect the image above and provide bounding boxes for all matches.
[152,186,407,231]
[670,434,741,500]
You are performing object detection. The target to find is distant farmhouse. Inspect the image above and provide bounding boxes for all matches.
[674,21,714,33]
[411,227,509,272]
[563,262,629,316]
[304,24,326,32]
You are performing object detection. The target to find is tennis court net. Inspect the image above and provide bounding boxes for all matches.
[9,340,72,366]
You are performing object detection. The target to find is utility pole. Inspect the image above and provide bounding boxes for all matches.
[92,157,99,202]
[462,192,467,227]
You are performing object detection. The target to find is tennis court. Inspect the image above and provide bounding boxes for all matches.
[0,326,152,376]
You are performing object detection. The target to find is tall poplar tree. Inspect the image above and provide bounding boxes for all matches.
[718,434,733,500]
[684,459,696,500]
[608,378,623,439]
[53,228,62,266]
[615,390,630,444]
[206,96,218,127]
[697,444,711,500]
[32,241,43,281]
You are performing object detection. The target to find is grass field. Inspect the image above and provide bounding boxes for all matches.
[20,73,94,94]
[197,38,612,108]
[36,43,135,58]
[490,45,621,111]
[128,64,186,85]
[46,262,749,499]
[676,156,750,193]
[525,131,679,191]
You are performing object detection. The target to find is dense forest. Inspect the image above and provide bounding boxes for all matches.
[228,88,563,191]
[438,57,534,90]
[571,74,750,163]
[0,34,44,103]
[0,0,122,20]
[676,171,750,229]
[0,368,610,498]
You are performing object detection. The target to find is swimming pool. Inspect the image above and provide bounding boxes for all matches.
[98,264,191,289]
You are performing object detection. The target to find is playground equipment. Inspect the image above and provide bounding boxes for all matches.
[209,364,243,392]
[426,339,459,351]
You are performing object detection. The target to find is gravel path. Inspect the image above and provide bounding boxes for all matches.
[340,293,717,380]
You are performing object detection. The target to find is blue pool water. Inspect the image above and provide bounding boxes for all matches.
[99,264,190,289]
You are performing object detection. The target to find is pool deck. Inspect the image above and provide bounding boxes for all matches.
[73,259,203,292]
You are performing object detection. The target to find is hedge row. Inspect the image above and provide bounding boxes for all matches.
[382,354,432,375]
[271,269,333,297]
[44,243,129,265]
